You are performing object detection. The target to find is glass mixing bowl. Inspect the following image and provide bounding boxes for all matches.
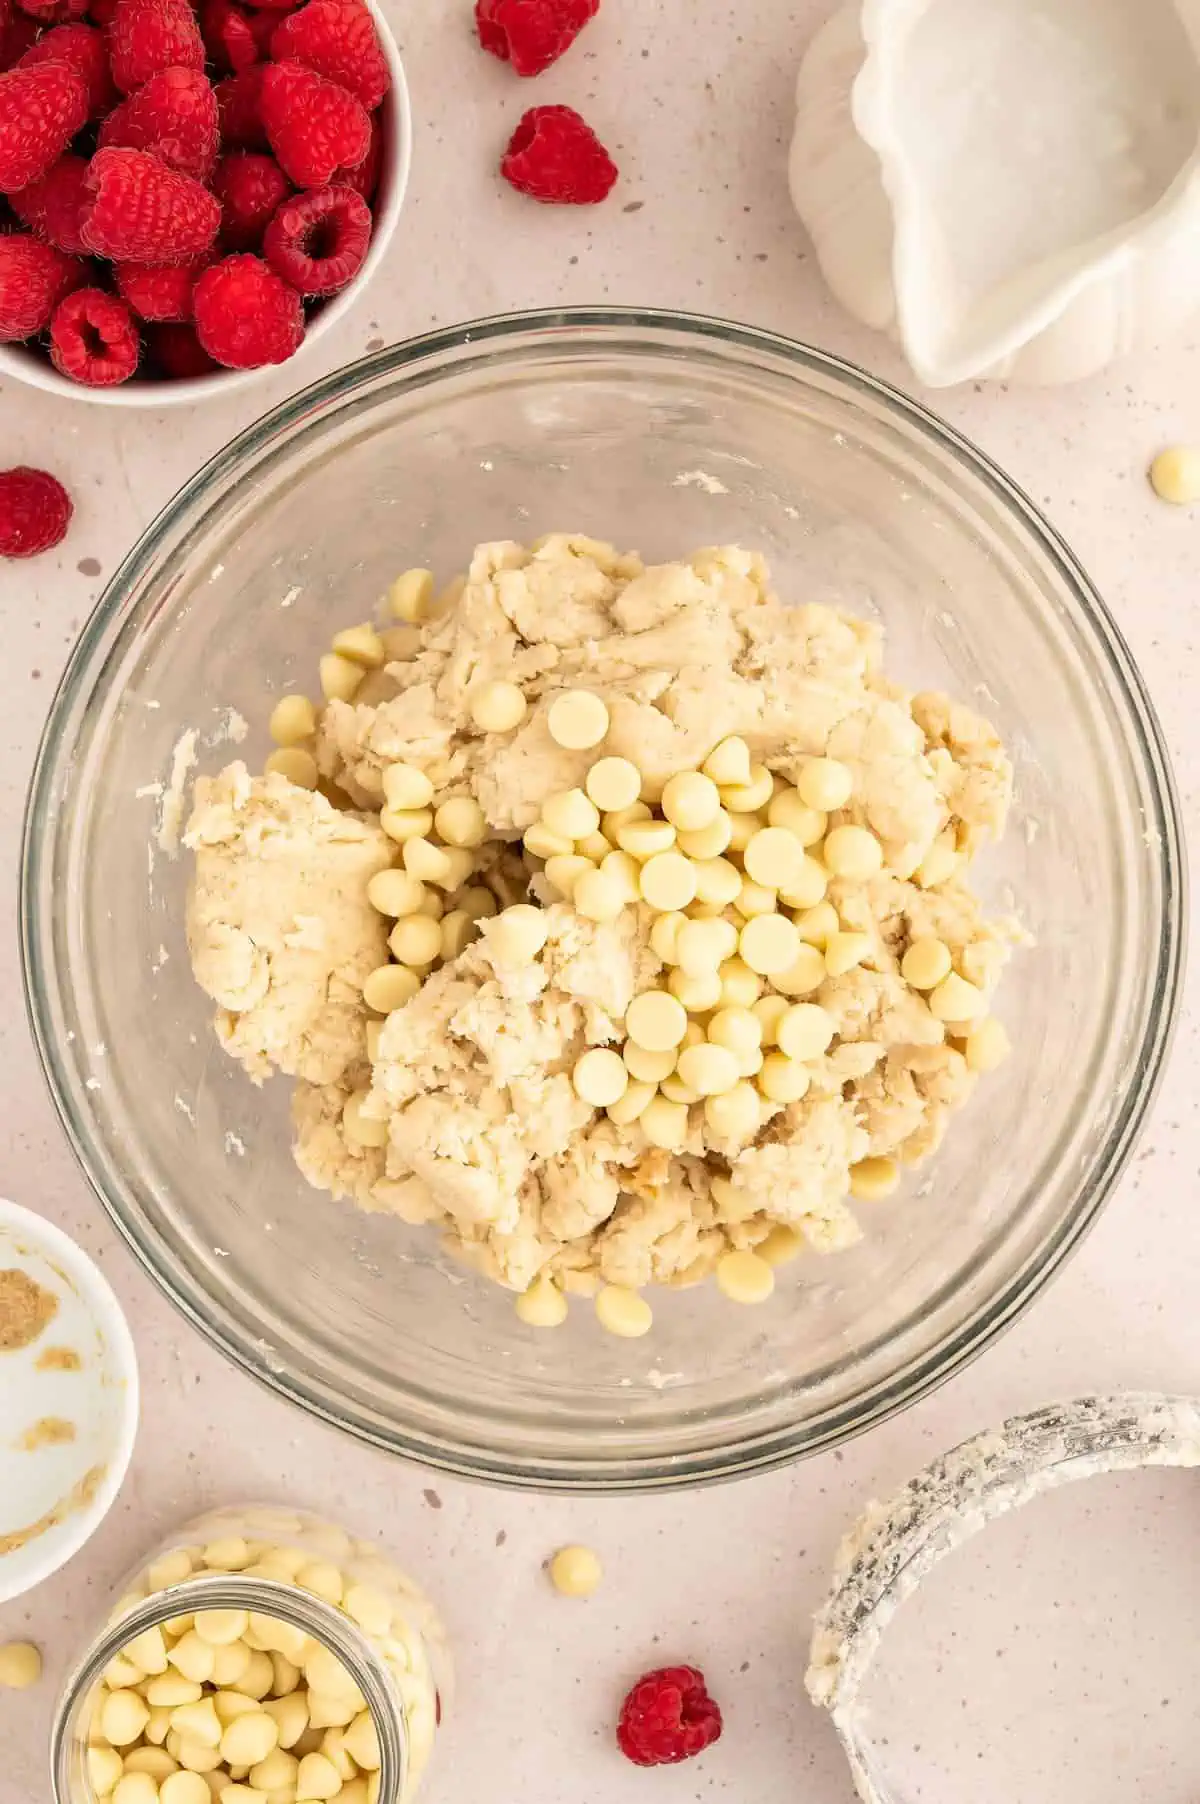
[21,311,1185,1491]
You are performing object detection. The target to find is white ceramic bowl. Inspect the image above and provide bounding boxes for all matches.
[0,1198,138,1602]
[0,2,411,409]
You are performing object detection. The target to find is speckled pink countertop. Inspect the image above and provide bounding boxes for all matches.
[1,1,1198,1799]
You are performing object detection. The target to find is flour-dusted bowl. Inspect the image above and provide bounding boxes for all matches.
[0,0,411,409]
[21,311,1184,1489]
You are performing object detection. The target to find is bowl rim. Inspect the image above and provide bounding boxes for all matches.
[0,1196,139,1600]
[0,1,412,409]
[19,308,1188,1490]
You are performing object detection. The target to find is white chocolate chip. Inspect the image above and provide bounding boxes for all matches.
[547,690,609,750]
[548,1546,603,1598]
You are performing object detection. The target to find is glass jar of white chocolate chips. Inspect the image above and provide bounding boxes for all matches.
[50,1504,450,1804]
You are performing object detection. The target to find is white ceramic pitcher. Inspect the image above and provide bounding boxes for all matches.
[789,0,1200,385]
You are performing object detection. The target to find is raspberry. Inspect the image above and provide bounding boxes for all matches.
[0,230,83,338]
[115,252,208,318]
[18,22,116,117]
[616,1666,723,1768]
[201,0,274,70]
[476,0,597,77]
[83,146,221,262]
[8,152,90,252]
[259,60,369,187]
[49,284,140,382]
[263,181,367,295]
[98,65,219,180]
[212,149,288,248]
[106,0,204,94]
[146,317,215,375]
[500,104,616,205]
[2,11,41,68]
[193,251,302,366]
[0,466,72,558]
[333,108,379,198]
[16,0,88,21]
[269,0,389,110]
[214,64,267,147]
[0,61,88,192]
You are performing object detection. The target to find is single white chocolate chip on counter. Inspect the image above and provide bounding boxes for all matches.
[548,1545,603,1598]
[318,652,363,705]
[1148,445,1200,505]
[547,690,609,750]
[715,1249,775,1304]
[573,1048,628,1108]
[594,1285,653,1338]
[268,695,317,747]
[470,679,527,733]
[849,1155,900,1200]
[264,747,318,789]
[515,1273,568,1327]
[330,624,385,668]
[0,1641,41,1688]
[585,756,641,812]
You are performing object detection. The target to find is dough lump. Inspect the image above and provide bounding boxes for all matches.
[184,535,1018,1302]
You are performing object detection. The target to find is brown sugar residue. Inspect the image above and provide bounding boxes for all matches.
[0,1270,58,1352]
[35,1346,81,1373]
[0,1463,106,1559]
[17,1417,76,1452]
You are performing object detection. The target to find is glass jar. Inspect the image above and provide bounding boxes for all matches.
[51,1503,450,1804]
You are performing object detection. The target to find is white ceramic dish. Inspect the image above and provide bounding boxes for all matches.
[0,1197,138,1603]
[0,0,411,409]
[789,0,1200,385]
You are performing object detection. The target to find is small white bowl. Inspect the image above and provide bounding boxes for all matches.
[0,1198,138,1603]
[0,0,411,409]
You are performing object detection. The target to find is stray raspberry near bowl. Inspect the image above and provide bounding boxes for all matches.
[0,0,410,402]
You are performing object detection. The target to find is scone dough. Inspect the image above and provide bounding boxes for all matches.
[185,536,1017,1297]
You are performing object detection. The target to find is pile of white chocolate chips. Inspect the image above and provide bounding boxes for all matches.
[185,535,1018,1336]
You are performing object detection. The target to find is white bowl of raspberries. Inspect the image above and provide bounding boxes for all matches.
[0,0,409,400]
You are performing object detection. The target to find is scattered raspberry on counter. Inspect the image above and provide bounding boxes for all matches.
[500,102,616,204]
[617,1665,724,1767]
[476,0,598,77]
[263,181,370,294]
[0,467,72,559]
[0,59,88,189]
[0,231,83,340]
[192,250,304,366]
[49,284,140,382]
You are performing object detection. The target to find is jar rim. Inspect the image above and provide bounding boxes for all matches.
[50,1572,407,1803]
